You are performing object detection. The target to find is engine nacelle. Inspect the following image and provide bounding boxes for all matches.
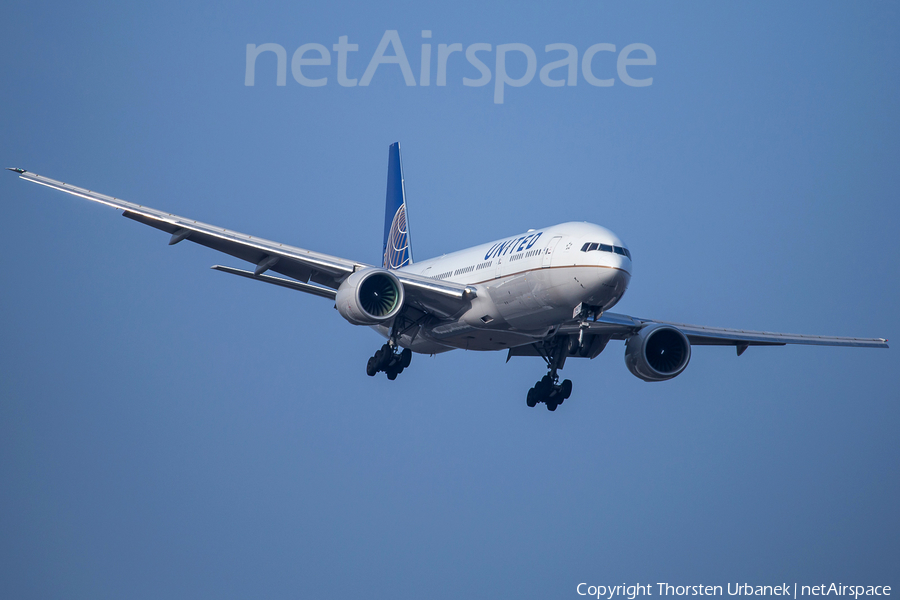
[335,268,405,326]
[624,324,692,382]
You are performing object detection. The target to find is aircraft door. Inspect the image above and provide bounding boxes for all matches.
[542,236,562,268]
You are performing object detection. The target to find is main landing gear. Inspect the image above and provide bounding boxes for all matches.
[366,342,412,380]
[527,373,573,411]
[526,337,573,411]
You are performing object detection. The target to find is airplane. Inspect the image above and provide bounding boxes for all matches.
[7,143,888,411]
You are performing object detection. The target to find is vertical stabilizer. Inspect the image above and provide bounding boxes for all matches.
[382,142,413,269]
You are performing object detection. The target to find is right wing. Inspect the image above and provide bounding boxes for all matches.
[11,169,475,318]
[556,312,888,350]
[633,317,888,348]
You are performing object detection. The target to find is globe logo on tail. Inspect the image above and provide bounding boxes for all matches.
[384,203,410,269]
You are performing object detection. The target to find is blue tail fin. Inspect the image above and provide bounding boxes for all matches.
[382,142,413,269]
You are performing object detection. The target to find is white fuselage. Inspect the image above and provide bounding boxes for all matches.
[383,222,632,353]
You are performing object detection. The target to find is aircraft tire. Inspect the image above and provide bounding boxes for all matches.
[400,348,412,369]
[374,344,392,370]
[366,357,377,377]
[386,369,398,381]
[546,400,558,411]
[526,388,537,408]
[561,379,572,399]
[537,375,552,395]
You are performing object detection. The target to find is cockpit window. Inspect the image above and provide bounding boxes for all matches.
[581,242,631,259]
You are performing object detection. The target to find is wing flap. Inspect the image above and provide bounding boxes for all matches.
[211,265,336,299]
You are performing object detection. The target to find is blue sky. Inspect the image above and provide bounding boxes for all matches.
[1,2,898,598]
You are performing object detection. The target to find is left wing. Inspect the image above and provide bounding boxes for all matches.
[9,168,475,318]
[557,312,888,352]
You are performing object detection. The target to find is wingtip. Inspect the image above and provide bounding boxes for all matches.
[6,167,27,174]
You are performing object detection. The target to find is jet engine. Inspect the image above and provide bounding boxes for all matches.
[624,324,692,382]
[335,268,405,326]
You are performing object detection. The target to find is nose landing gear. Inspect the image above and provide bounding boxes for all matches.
[366,343,412,380]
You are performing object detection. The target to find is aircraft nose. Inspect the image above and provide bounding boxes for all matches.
[618,265,631,292]
[614,261,632,285]
[596,256,631,296]
[596,257,631,296]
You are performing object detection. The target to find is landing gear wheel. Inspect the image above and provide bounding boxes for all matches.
[377,344,393,370]
[560,379,572,399]
[546,401,558,411]
[400,348,412,369]
[367,343,412,380]
[536,375,553,395]
[526,388,537,408]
